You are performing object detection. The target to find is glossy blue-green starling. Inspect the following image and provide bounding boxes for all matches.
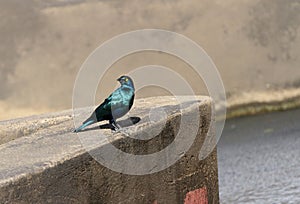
[74,75,135,132]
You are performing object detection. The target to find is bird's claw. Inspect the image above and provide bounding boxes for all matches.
[112,127,130,137]
[111,122,121,131]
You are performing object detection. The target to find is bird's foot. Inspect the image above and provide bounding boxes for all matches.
[111,126,130,137]
[111,122,121,131]
[109,121,130,136]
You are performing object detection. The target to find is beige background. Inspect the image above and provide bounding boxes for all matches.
[0,0,300,120]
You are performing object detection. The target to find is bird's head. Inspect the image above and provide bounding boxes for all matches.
[117,75,134,89]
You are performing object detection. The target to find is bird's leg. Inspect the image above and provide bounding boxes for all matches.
[109,119,121,131]
[109,119,130,136]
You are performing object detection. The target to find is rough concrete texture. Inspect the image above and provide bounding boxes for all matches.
[0,96,219,204]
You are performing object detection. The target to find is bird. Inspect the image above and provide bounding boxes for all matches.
[74,75,135,132]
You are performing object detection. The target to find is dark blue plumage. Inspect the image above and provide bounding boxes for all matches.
[74,75,135,132]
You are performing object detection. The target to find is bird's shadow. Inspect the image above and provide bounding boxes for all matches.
[79,117,141,132]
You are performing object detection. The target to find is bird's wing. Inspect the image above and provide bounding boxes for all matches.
[94,92,114,120]
[94,87,122,119]
[129,93,135,110]
[95,86,134,120]
[110,87,129,108]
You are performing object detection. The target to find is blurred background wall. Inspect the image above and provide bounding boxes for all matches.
[1,0,300,120]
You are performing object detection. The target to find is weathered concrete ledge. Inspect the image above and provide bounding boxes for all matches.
[226,88,300,119]
[0,96,218,204]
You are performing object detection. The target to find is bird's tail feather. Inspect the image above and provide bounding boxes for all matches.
[74,116,96,132]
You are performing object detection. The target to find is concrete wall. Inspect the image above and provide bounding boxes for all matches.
[0,96,218,203]
[1,0,300,120]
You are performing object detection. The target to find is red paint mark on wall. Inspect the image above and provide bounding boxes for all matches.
[184,187,208,204]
